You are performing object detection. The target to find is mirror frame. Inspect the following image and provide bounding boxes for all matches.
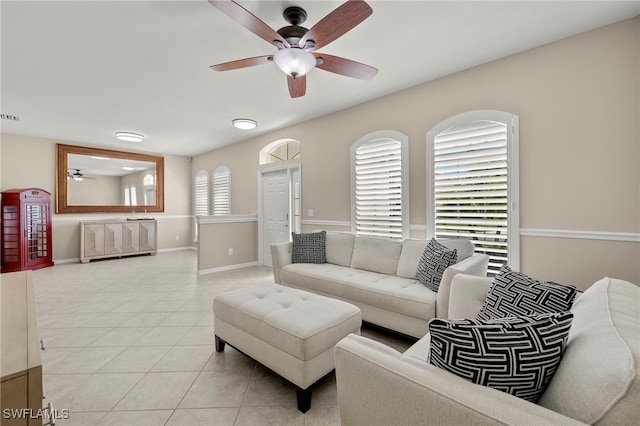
[56,143,165,214]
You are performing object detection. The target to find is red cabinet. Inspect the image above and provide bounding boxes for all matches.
[1,188,54,273]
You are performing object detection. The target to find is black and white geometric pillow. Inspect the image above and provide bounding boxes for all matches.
[291,231,326,264]
[415,239,458,292]
[429,312,573,403]
[477,265,577,321]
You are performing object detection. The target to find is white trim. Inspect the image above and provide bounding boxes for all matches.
[520,228,640,242]
[53,246,194,265]
[197,214,257,224]
[53,257,80,264]
[158,246,197,253]
[197,261,259,276]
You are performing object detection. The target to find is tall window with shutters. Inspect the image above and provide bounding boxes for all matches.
[193,170,210,241]
[212,166,231,216]
[194,170,210,216]
[351,131,409,239]
[427,111,519,275]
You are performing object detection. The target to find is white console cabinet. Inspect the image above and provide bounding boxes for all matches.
[80,219,157,263]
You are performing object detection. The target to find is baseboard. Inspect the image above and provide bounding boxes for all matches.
[157,246,196,253]
[197,261,260,276]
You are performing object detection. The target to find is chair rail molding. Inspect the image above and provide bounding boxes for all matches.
[520,228,640,243]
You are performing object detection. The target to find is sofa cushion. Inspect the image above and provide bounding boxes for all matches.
[429,312,573,403]
[437,238,474,261]
[325,231,355,267]
[538,277,640,424]
[291,231,326,264]
[280,263,437,320]
[350,236,402,275]
[477,265,577,321]
[396,239,428,278]
[415,239,458,292]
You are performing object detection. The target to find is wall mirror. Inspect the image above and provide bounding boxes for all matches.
[56,143,164,214]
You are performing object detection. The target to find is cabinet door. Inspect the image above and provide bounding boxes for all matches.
[1,374,28,426]
[122,223,139,253]
[24,203,50,268]
[83,224,105,258]
[139,222,156,252]
[104,223,123,255]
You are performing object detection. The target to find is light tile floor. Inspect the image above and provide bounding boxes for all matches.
[32,250,414,426]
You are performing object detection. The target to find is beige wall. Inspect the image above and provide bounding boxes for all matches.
[193,18,640,289]
[197,219,258,272]
[0,133,194,262]
[68,175,120,205]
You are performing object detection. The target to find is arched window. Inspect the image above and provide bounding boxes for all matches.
[143,174,155,205]
[259,139,300,165]
[351,131,409,239]
[427,110,519,274]
[212,166,231,215]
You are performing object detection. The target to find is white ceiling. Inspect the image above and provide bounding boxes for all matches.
[2,1,638,157]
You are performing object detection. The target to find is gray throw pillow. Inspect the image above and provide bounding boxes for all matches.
[477,265,577,321]
[415,238,458,292]
[429,311,573,403]
[291,231,326,264]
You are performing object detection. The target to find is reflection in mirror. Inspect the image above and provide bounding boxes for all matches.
[56,144,164,214]
[67,154,156,206]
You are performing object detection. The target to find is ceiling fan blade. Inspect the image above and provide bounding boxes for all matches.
[208,0,289,48]
[287,75,306,98]
[299,0,373,50]
[210,55,272,72]
[314,53,378,80]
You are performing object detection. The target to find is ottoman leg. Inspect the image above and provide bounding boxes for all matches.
[296,386,312,413]
[215,335,226,352]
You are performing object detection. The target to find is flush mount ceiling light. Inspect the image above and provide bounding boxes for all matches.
[115,132,144,142]
[232,119,257,130]
[122,166,135,171]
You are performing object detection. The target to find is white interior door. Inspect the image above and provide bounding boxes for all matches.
[262,169,290,267]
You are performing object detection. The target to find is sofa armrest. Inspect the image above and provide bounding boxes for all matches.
[270,242,292,283]
[335,334,586,426]
[436,253,489,318]
[447,273,493,319]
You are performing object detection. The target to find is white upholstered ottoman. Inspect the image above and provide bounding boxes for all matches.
[213,282,362,412]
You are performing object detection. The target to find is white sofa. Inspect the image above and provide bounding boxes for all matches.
[334,274,640,426]
[271,232,489,338]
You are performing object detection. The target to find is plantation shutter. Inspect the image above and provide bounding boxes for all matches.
[194,171,209,216]
[354,138,403,238]
[213,167,230,215]
[432,120,509,274]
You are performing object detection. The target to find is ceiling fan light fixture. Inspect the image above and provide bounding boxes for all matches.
[115,132,144,143]
[273,48,316,79]
[232,118,257,130]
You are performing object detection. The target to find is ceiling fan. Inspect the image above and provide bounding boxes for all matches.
[67,169,95,182]
[208,0,378,98]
